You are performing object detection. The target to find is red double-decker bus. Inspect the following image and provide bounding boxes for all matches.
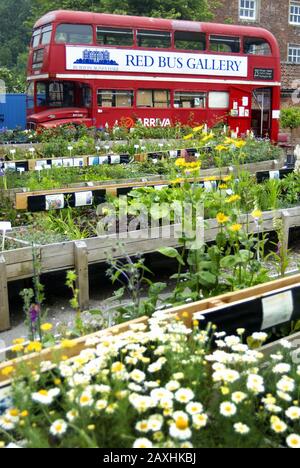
[27,10,281,140]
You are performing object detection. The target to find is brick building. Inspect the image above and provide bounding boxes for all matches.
[212,0,300,105]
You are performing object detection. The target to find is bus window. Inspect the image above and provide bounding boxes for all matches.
[137,90,170,108]
[32,28,42,48]
[137,30,171,49]
[97,90,134,107]
[97,27,133,46]
[32,49,44,69]
[174,31,206,51]
[174,91,206,108]
[27,82,34,110]
[36,82,47,107]
[55,24,93,44]
[208,91,229,109]
[244,37,271,55]
[41,25,53,45]
[210,35,240,53]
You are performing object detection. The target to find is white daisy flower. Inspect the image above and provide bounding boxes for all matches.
[277,391,292,402]
[277,377,295,393]
[271,417,287,434]
[220,401,237,417]
[148,414,164,432]
[234,423,250,434]
[50,419,68,437]
[165,381,181,392]
[96,399,108,411]
[133,438,153,448]
[135,420,150,433]
[175,388,195,404]
[272,363,291,374]
[79,392,94,407]
[32,388,60,405]
[130,369,146,384]
[192,413,208,429]
[232,392,247,404]
[251,332,268,342]
[66,410,78,422]
[286,434,300,449]
[286,407,300,420]
[186,402,204,415]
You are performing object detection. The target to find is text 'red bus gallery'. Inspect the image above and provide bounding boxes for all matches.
[27,10,281,140]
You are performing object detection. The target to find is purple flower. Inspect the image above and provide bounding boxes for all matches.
[29,304,40,323]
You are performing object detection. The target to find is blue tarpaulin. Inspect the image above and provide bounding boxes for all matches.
[0,94,26,130]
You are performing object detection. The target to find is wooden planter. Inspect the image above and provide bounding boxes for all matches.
[0,206,298,332]
[1,272,300,388]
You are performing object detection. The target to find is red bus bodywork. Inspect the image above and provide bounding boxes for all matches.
[27,10,281,141]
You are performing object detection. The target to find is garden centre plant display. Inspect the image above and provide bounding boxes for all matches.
[1,315,300,448]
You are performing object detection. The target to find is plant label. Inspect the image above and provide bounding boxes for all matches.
[262,291,294,330]
[0,222,12,232]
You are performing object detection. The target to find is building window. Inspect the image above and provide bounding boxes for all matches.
[288,44,300,63]
[174,91,206,108]
[137,90,170,108]
[290,2,300,24]
[239,0,257,20]
[97,90,134,107]
[208,92,229,109]
[137,30,171,49]
[174,31,206,51]
[96,27,133,46]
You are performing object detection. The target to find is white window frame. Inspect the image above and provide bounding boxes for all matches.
[239,0,258,21]
[288,43,300,63]
[290,1,300,25]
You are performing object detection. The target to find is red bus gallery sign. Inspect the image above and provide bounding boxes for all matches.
[66,46,248,77]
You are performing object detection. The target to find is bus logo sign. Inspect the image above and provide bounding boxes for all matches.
[67,47,248,77]
[74,49,119,67]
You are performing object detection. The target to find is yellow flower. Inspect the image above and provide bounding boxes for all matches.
[1,366,14,377]
[193,125,204,133]
[41,323,53,332]
[12,344,24,353]
[183,133,194,140]
[60,340,75,349]
[234,140,247,148]
[21,411,29,418]
[223,175,232,182]
[226,195,241,204]
[216,213,230,224]
[12,338,25,345]
[229,224,242,233]
[175,158,186,168]
[25,341,42,353]
[0,441,5,448]
[221,386,230,395]
[201,132,214,143]
[215,145,227,152]
[204,176,217,182]
[251,209,263,219]
[219,184,228,190]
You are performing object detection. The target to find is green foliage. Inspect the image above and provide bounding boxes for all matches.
[280,107,300,130]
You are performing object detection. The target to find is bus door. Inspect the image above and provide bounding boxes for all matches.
[251,88,271,138]
[228,87,252,137]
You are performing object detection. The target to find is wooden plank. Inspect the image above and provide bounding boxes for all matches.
[74,241,89,311]
[1,272,300,385]
[0,255,10,332]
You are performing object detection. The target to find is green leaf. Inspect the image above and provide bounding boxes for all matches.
[157,247,185,266]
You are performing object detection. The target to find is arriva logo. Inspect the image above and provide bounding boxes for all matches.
[138,118,171,127]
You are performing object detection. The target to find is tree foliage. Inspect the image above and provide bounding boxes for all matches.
[281,107,300,130]
[0,0,217,92]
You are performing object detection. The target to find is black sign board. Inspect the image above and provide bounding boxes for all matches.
[254,68,274,80]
